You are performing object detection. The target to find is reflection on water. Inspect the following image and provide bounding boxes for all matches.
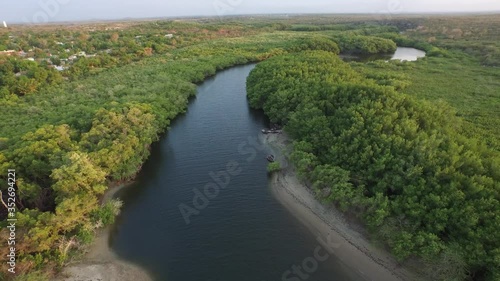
[340,47,426,62]
[391,47,426,61]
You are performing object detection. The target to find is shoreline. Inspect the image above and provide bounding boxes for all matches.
[263,132,421,281]
[56,183,153,281]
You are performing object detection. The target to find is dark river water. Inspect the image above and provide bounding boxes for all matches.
[110,64,363,281]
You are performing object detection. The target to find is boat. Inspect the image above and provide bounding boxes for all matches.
[261,128,283,134]
[266,155,275,162]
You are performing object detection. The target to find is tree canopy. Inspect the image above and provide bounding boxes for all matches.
[247,51,500,281]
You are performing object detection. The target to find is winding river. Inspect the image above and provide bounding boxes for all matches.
[110,47,425,281]
[110,64,363,281]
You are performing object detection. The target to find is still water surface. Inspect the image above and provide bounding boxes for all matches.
[391,47,426,61]
[111,64,364,281]
[341,46,426,62]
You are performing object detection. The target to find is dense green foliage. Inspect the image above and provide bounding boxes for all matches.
[330,34,397,54]
[0,57,63,97]
[350,53,500,152]
[247,51,500,281]
[267,162,281,173]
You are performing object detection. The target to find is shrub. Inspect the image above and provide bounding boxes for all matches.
[267,162,281,173]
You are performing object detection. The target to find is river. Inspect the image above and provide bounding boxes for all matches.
[110,64,364,281]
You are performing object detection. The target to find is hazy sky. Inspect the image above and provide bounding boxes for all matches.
[2,0,500,23]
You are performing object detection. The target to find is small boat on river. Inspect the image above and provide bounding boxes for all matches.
[266,155,275,162]
[261,128,283,134]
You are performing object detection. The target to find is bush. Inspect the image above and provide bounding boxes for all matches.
[76,227,94,245]
[91,199,123,226]
[267,162,281,173]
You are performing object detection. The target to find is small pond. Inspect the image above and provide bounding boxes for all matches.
[341,47,426,62]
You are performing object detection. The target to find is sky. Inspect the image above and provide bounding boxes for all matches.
[2,0,500,24]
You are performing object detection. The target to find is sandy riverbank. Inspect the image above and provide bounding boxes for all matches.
[56,184,153,281]
[263,132,422,281]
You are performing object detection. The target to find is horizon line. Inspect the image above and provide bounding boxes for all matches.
[4,11,500,26]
